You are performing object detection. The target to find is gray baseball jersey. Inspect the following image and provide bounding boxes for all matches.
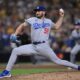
[25,17,54,42]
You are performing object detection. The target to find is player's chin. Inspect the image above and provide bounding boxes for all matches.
[36,15,42,18]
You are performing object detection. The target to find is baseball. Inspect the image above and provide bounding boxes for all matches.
[59,8,64,13]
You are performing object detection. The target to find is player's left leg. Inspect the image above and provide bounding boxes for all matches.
[0,44,38,78]
[36,43,80,70]
[6,44,37,71]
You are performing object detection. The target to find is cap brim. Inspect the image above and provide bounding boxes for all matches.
[34,9,40,11]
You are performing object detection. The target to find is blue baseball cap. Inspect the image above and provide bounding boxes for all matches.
[34,6,46,11]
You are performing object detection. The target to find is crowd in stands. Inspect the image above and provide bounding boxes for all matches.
[0,0,80,55]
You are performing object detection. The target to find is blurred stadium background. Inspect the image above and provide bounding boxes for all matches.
[0,0,80,63]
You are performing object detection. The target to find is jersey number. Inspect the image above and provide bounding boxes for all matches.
[44,28,49,34]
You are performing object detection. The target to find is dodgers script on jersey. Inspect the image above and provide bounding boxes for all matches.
[25,17,54,42]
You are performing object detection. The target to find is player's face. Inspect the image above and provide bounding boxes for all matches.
[35,11,46,18]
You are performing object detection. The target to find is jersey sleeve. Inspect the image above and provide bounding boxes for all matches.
[25,18,32,25]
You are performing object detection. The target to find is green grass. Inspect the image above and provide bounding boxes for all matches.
[0,68,66,75]
[1,62,79,75]
[11,68,66,75]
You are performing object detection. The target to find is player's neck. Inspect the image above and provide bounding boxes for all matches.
[41,16,45,19]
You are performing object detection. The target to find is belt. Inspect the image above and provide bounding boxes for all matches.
[32,41,45,45]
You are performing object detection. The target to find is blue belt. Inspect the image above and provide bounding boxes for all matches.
[32,41,45,45]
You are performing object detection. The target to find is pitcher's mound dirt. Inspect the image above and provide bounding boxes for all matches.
[1,71,80,80]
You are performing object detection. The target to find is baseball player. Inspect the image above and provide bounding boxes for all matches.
[70,22,80,63]
[0,6,80,78]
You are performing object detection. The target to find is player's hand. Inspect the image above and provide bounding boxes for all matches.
[10,34,17,42]
[59,8,64,17]
[10,34,21,45]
